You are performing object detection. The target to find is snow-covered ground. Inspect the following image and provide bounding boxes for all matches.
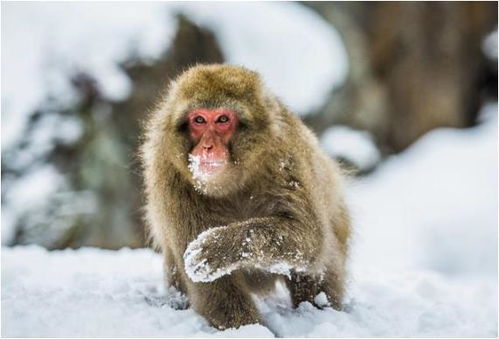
[2,105,497,337]
[3,247,494,337]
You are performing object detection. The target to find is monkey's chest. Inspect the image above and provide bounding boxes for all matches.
[204,194,276,224]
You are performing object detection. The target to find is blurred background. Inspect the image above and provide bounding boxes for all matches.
[1,1,497,262]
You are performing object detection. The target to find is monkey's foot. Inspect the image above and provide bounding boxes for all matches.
[183,227,240,282]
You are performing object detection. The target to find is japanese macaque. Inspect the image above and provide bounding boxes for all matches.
[140,64,351,330]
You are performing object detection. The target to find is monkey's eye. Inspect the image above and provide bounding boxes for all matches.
[217,115,229,123]
[194,116,206,124]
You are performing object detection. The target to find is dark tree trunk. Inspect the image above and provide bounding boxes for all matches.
[305,2,497,153]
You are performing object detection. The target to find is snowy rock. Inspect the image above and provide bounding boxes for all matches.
[320,125,381,173]
[483,29,498,60]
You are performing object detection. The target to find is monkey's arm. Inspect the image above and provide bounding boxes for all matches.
[183,216,323,283]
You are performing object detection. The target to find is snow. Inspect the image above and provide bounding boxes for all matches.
[188,155,210,181]
[320,125,381,171]
[348,103,498,278]
[1,165,65,245]
[1,249,496,337]
[187,154,226,195]
[183,226,235,283]
[259,269,497,337]
[6,165,63,216]
[483,28,498,60]
[313,292,330,308]
[1,2,347,149]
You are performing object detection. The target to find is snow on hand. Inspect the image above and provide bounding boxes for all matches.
[183,225,303,283]
[183,226,240,283]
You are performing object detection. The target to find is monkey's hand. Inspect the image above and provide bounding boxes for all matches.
[183,226,245,283]
[184,217,317,282]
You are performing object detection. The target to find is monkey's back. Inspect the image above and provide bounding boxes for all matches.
[280,108,351,255]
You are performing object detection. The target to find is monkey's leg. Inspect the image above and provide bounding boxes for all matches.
[286,267,344,310]
[320,265,345,310]
[285,272,322,308]
[187,274,261,330]
[241,270,278,297]
[164,248,188,296]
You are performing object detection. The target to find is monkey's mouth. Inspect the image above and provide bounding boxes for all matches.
[198,160,227,174]
[188,154,227,179]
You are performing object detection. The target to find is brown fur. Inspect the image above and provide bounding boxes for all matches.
[140,64,351,329]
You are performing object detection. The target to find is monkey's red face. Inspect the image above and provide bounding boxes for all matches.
[188,108,238,175]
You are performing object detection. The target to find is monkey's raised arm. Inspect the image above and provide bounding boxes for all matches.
[183,215,324,283]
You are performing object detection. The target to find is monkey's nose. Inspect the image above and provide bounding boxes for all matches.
[203,144,213,151]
